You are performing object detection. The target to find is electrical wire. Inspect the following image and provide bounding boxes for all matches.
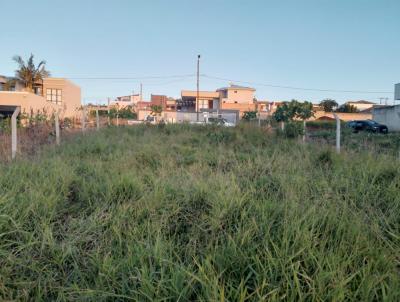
[202,74,392,94]
[67,74,196,80]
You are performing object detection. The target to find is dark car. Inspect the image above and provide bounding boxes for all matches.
[347,120,388,134]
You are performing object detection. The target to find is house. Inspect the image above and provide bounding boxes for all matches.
[312,112,372,121]
[373,105,400,131]
[110,94,141,108]
[311,103,372,121]
[179,84,256,117]
[346,100,376,111]
[180,90,220,111]
[218,85,256,115]
[0,76,81,119]
[150,94,176,111]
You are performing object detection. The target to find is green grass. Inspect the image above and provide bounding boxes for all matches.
[1,124,399,301]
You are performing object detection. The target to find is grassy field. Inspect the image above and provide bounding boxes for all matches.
[0,124,399,301]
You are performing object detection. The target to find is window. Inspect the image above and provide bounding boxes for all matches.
[46,88,62,104]
[234,90,238,93]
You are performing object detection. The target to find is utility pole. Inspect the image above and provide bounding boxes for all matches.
[140,83,143,101]
[196,54,200,122]
[379,97,389,105]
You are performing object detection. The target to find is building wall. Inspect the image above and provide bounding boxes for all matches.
[0,91,59,116]
[138,109,152,121]
[311,111,372,121]
[42,78,81,118]
[220,102,256,116]
[110,94,141,108]
[224,89,254,104]
[347,102,375,111]
[150,95,167,108]
[373,105,400,131]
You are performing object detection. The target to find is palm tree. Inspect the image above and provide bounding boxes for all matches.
[13,54,50,92]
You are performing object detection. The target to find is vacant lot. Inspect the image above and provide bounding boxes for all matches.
[0,125,399,301]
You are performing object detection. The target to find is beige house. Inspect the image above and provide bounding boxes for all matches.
[0,77,81,119]
[346,100,376,111]
[180,84,256,116]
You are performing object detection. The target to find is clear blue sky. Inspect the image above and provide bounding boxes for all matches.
[1,0,399,104]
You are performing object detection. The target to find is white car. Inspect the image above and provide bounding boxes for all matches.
[190,117,235,127]
[207,117,235,127]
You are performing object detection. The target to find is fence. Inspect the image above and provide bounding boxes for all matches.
[4,106,383,162]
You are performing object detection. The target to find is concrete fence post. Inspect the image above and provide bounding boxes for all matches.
[82,107,86,133]
[55,110,60,145]
[11,107,20,160]
[96,109,100,131]
[333,113,341,153]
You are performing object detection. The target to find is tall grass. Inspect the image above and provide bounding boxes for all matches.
[0,124,399,301]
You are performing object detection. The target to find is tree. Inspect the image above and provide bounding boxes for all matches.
[242,111,257,121]
[319,99,338,112]
[13,54,50,91]
[296,101,314,142]
[273,100,314,138]
[336,103,358,113]
[273,102,293,130]
[150,105,163,116]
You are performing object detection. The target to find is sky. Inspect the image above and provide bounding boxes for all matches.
[1,0,399,105]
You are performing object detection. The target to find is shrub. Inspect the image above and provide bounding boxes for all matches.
[242,111,257,121]
[277,121,303,138]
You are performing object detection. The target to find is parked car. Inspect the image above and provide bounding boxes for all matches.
[347,120,388,133]
[191,117,235,127]
[145,115,163,125]
[207,117,235,127]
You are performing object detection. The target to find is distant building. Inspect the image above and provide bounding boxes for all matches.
[150,94,176,111]
[110,94,141,108]
[180,90,220,111]
[346,100,376,111]
[218,85,256,115]
[180,84,256,116]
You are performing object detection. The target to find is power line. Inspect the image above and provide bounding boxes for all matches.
[202,74,392,94]
[67,74,196,80]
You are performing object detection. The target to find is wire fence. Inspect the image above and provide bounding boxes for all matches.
[1,111,399,162]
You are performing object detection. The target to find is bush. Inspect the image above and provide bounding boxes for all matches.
[277,121,303,138]
[242,111,257,121]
